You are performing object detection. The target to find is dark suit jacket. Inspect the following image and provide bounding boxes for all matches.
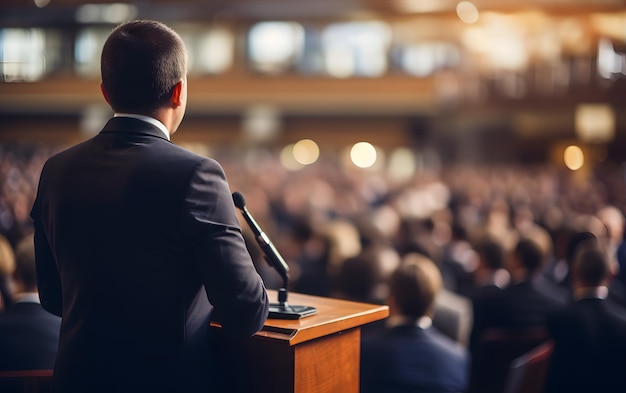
[0,300,61,371]
[361,324,469,393]
[468,284,503,354]
[30,117,269,393]
[489,280,566,329]
[544,297,626,393]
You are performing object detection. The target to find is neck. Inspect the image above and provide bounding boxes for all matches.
[573,285,608,300]
[476,268,510,288]
[510,268,533,283]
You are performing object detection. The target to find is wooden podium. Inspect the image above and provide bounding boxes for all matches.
[211,290,389,393]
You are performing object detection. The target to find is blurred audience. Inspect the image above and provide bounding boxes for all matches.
[333,247,389,305]
[3,141,626,391]
[467,238,509,353]
[544,246,626,393]
[440,223,478,298]
[0,234,61,371]
[360,253,469,393]
[596,205,625,267]
[0,234,15,311]
[488,237,567,330]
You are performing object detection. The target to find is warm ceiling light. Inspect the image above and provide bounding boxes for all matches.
[564,145,584,171]
[34,0,50,8]
[456,1,479,24]
[575,103,615,143]
[292,139,320,166]
[393,0,450,13]
[350,142,377,169]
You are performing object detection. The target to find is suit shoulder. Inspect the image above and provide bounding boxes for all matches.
[426,327,468,358]
[42,137,95,166]
[602,300,626,325]
[160,143,222,169]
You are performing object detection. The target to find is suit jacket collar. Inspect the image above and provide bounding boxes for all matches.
[13,292,40,304]
[100,117,171,142]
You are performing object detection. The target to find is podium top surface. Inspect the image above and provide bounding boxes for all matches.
[257,290,389,345]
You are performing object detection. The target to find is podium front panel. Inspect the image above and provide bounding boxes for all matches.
[210,292,388,393]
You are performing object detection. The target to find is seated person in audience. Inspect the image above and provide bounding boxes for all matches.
[432,283,473,348]
[0,234,15,311]
[360,253,469,393]
[550,230,598,294]
[488,237,566,330]
[334,248,386,305]
[544,246,626,393]
[0,234,61,371]
[468,238,509,353]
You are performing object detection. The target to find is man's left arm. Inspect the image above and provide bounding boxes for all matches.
[184,158,269,336]
[31,181,63,317]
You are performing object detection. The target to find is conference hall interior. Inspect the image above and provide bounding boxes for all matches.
[1,0,626,392]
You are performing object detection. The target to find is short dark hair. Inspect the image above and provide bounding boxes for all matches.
[390,254,441,319]
[101,20,186,115]
[336,251,381,303]
[566,231,597,266]
[514,238,544,273]
[477,238,505,270]
[573,248,609,287]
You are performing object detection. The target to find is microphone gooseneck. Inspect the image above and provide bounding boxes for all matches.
[232,191,318,319]
[231,191,289,286]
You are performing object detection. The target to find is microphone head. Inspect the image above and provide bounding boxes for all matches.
[232,191,246,210]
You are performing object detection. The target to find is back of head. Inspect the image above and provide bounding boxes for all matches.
[477,238,505,270]
[0,234,15,277]
[513,237,544,273]
[336,250,382,303]
[390,253,442,320]
[566,231,597,266]
[14,234,37,291]
[596,205,625,242]
[572,247,610,288]
[101,20,186,115]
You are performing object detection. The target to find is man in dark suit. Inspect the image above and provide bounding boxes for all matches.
[467,237,565,393]
[468,238,509,353]
[30,20,269,393]
[0,234,61,371]
[489,237,566,329]
[544,247,626,393]
[360,253,469,393]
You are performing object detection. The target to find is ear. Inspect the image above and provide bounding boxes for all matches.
[171,80,184,107]
[610,260,619,279]
[100,82,112,106]
[386,293,398,316]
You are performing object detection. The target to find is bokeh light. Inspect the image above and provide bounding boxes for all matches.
[564,145,584,170]
[456,1,479,24]
[350,142,378,168]
[292,139,320,165]
[280,144,304,171]
[34,0,50,8]
[387,147,416,181]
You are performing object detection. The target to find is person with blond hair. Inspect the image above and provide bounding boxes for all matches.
[0,234,61,371]
[0,234,15,311]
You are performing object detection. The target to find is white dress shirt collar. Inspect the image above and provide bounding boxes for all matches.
[13,292,41,304]
[114,113,170,141]
[386,315,433,330]
[574,286,609,301]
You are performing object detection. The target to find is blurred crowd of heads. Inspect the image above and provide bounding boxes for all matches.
[1,142,625,308]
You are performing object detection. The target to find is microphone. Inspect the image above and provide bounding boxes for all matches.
[232,191,289,285]
[233,191,317,319]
